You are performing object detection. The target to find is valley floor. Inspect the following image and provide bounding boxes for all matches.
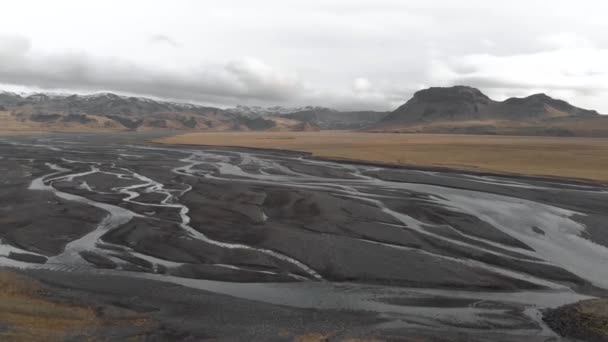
[159,131,608,183]
[1,132,607,341]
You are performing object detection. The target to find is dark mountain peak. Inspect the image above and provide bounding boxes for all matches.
[26,93,51,102]
[382,86,494,124]
[411,86,492,104]
[83,92,121,99]
[504,93,553,105]
[83,93,129,104]
[503,93,599,117]
[372,86,600,129]
[527,93,551,100]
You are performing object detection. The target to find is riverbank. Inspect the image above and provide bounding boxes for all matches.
[0,269,155,341]
[544,299,608,341]
[157,131,608,183]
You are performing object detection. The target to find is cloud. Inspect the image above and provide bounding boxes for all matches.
[148,34,180,48]
[2,1,608,112]
[0,34,309,105]
[429,45,608,108]
[0,33,31,60]
[539,33,595,50]
[353,77,371,92]
[0,33,402,110]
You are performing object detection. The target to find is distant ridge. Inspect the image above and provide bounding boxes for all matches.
[0,91,385,132]
[378,85,598,125]
[0,92,319,132]
[2,87,606,136]
[227,105,388,129]
[366,86,607,137]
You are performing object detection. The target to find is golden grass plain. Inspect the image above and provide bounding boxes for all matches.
[0,129,43,136]
[0,270,101,341]
[0,270,154,341]
[159,131,608,183]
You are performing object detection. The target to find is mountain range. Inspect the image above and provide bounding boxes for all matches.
[1,86,606,136]
[0,92,386,132]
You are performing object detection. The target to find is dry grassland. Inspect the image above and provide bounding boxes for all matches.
[0,270,153,341]
[0,270,101,341]
[159,131,608,183]
[0,129,43,136]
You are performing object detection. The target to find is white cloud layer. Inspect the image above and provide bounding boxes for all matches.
[1,0,607,112]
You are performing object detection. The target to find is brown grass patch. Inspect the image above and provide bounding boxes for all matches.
[293,333,384,342]
[0,111,122,134]
[294,333,332,342]
[158,131,608,183]
[0,130,44,136]
[0,270,100,341]
[544,299,608,340]
[0,270,154,341]
[369,116,608,137]
[574,299,608,336]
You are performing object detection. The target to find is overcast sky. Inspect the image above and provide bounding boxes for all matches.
[1,0,607,112]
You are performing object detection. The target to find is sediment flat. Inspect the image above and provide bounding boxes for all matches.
[1,132,607,340]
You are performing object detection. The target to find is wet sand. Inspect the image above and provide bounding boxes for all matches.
[1,132,608,340]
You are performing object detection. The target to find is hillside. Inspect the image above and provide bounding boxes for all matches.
[228,105,388,129]
[0,92,320,132]
[366,86,608,136]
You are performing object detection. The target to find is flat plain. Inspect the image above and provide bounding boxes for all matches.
[2,132,608,340]
[0,130,42,136]
[159,131,608,183]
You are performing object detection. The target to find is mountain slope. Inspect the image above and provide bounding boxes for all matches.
[229,105,388,129]
[0,92,319,132]
[367,86,606,136]
[498,93,599,119]
[281,108,388,130]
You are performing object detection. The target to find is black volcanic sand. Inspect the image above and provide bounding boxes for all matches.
[14,267,550,341]
[0,157,106,256]
[1,132,608,340]
[18,268,383,341]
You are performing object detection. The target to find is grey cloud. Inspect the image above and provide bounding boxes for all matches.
[0,33,30,60]
[0,34,308,106]
[2,1,608,112]
[0,34,405,110]
[148,34,180,48]
[452,75,604,96]
[429,45,608,109]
